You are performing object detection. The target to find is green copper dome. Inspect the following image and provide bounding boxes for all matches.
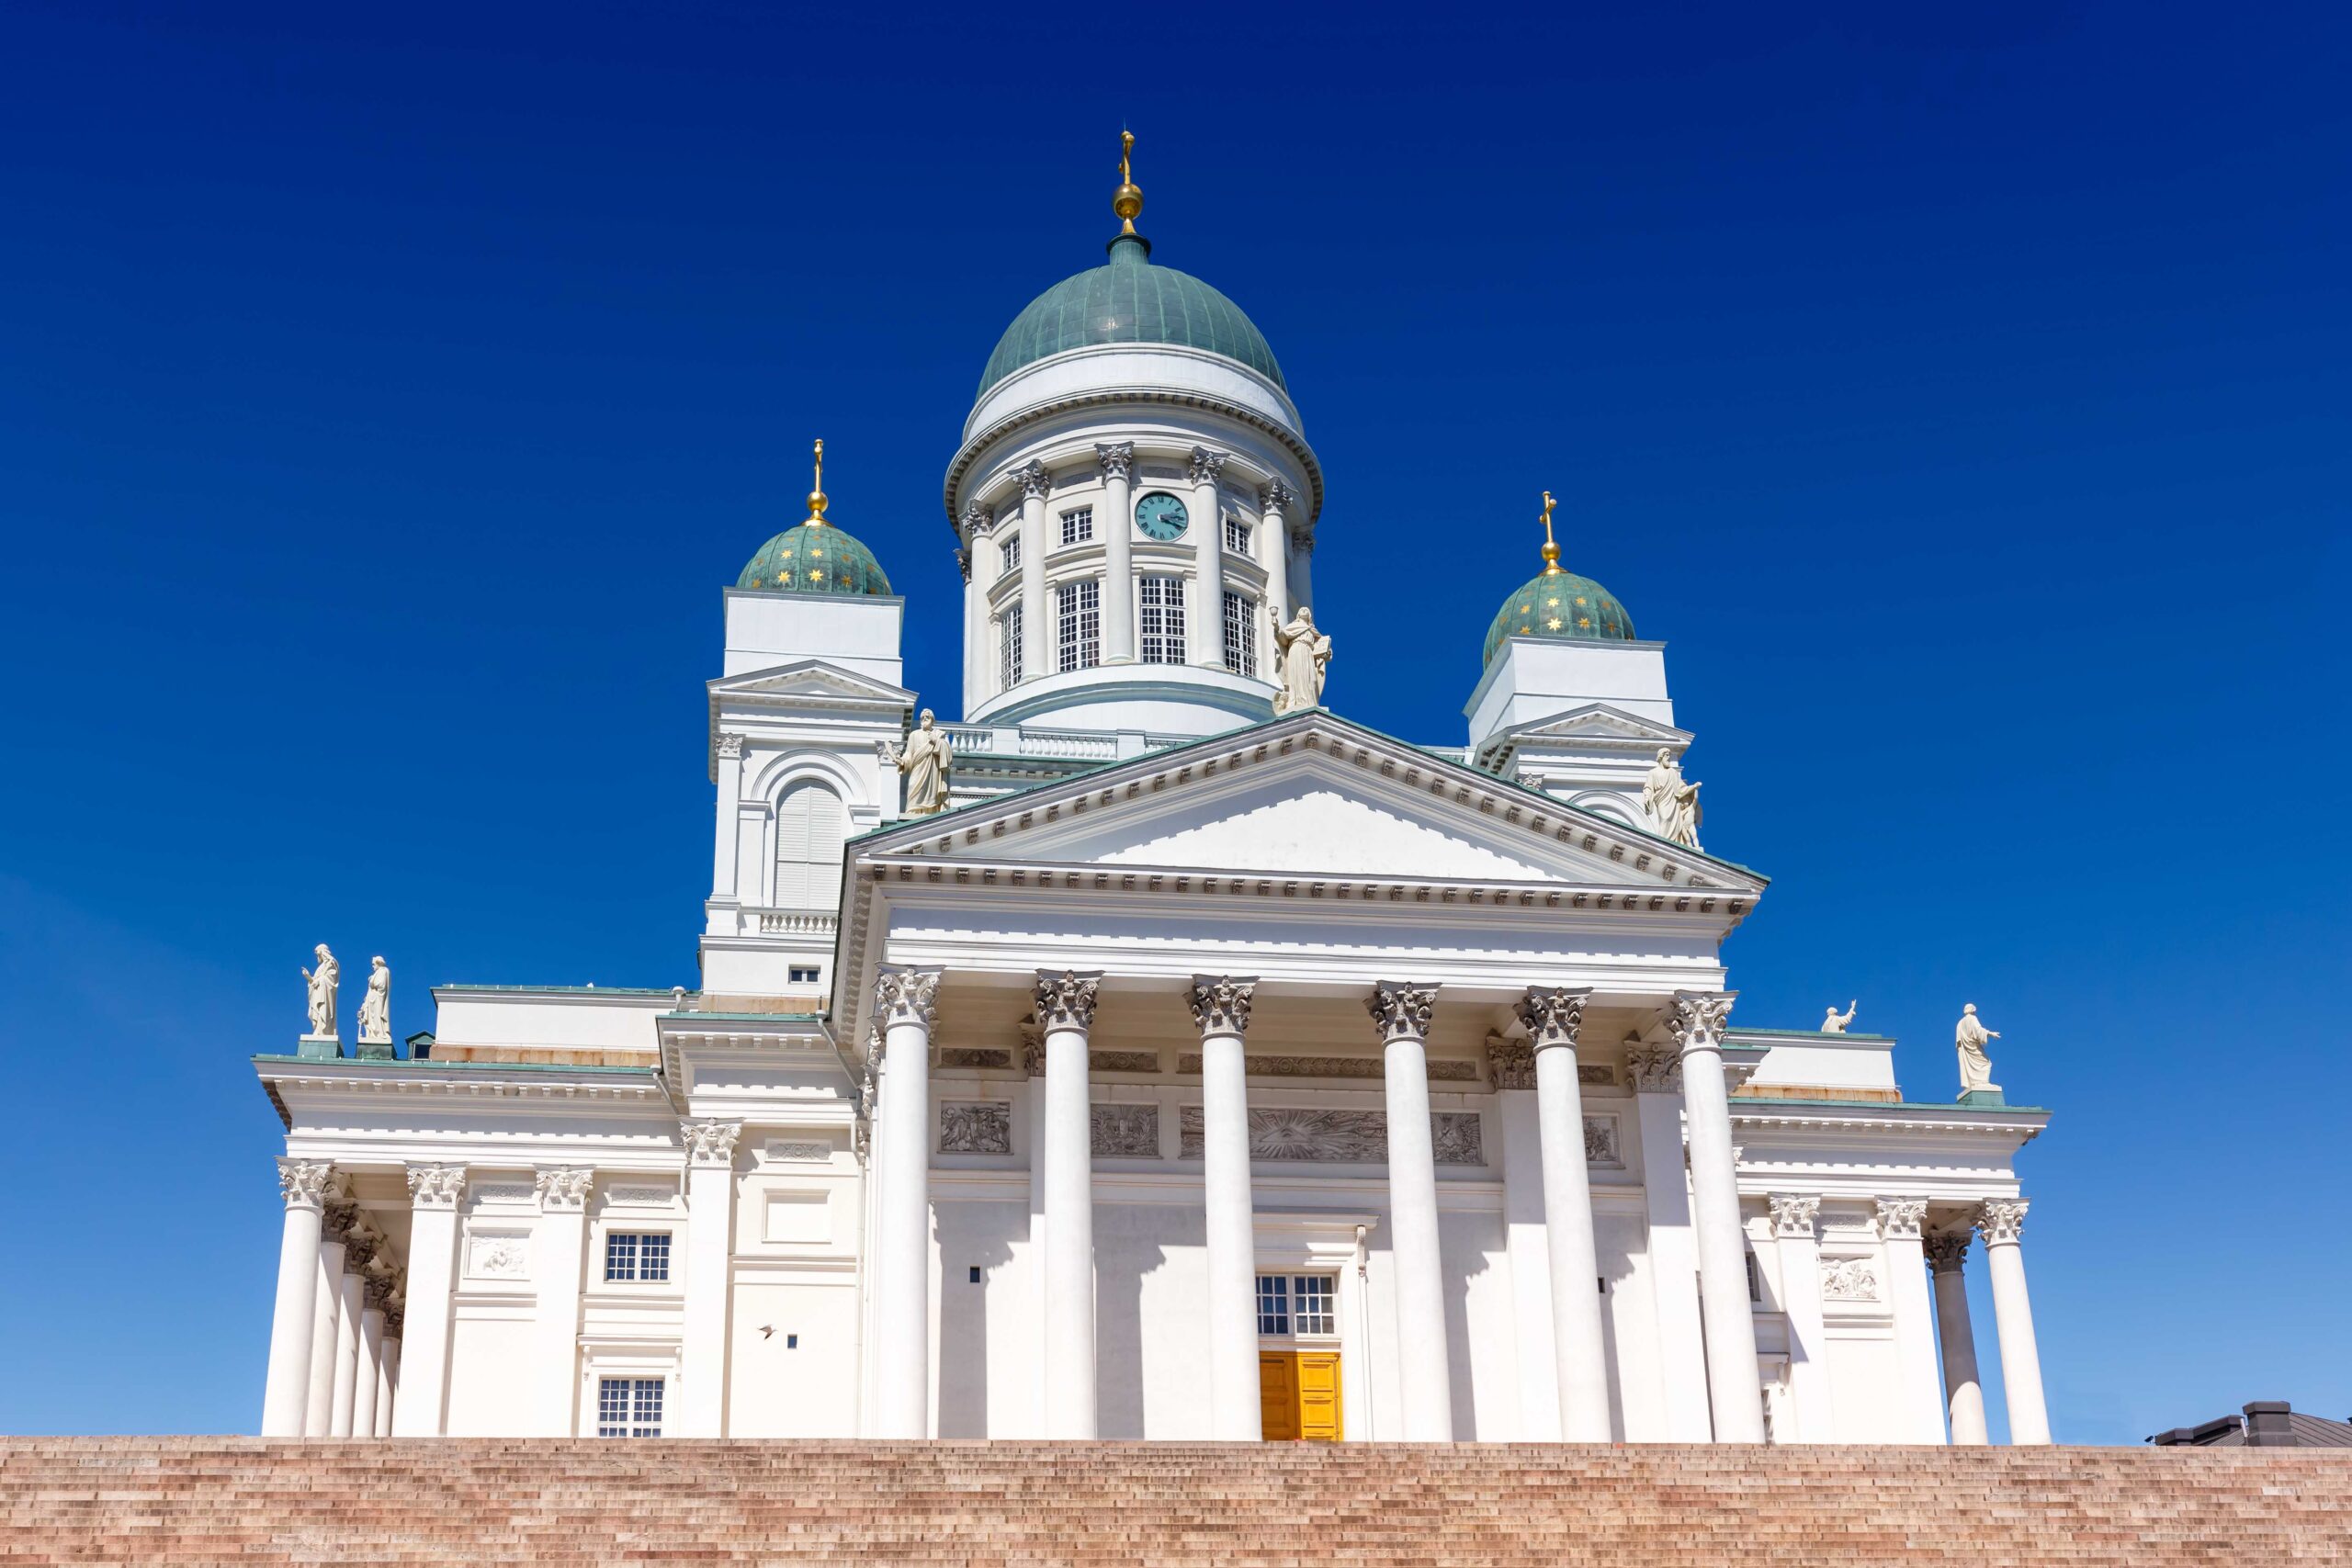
[1483,566,1636,665]
[737,520,892,597]
[978,233,1285,399]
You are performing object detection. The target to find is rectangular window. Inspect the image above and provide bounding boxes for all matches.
[1222,591,1259,676]
[1256,1273,1289,1336]
[1224,514,1251,555]
[1137,574,1186,664]
[1257,1273,1338,1337]
[999,533,1021,578]
[596,1376,663,1438]
[1059,507,1093,547]
[605,1232,672,1283]
[999,604,1023,689]
[1057,579,1101,672]
[788,965,820,986]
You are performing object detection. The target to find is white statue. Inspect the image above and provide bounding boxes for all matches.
[1268,604,1331,714]
[879,708,951,817]
[301,944,340,1038]
[356,956,392,1044]
[1641,748,1702,848]
[1955,1003,2002,1096]
[1821,1000,1857,1033]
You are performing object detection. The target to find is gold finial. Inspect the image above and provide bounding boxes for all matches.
[1540,491,1562,572]
[806,438,828,525]
[1113,130,1144,234]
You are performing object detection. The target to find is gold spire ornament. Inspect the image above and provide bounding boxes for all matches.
[1113,130,1143,234]
[1539,491,1562,573]
[806,438,828,525]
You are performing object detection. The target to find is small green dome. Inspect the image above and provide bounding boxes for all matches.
[1483,566,1636,665]
[978,233,1284,399]
[737,520,892,597]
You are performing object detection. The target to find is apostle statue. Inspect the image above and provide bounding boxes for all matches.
[1641,748,1702,849]
[1821,1000,1857,1033]
[880,708,951,817]
[301,944,340,1038]
[1268,604,1331,715]
[356,956,392,1044]
[1955,1003,2002,1096]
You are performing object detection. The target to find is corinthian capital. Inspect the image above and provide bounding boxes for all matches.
[1366,980,1439,1043]
[343,1230,379,1272]
[716,732,746,761]
[322,1200,358,1242]
[1515,986,1591,1053]
[873,966,942,1032]
[1923,1230,1972,1273]
[1034,970,1102,1032]
[1875,1197,1928,1241]
[405,1164,468,1210]
[1622,1045,1682,1093]
[683,1119,743,1168]
[960,501,990,539]
[1973,1198,2030,1246]
[1013,459,1051,501]
[1187,976,1257,1037]
[1768,1193,1821,1239]
[1187,446,1228,485]
[536,1167,595,1211]
[1668,990,1736,1053]
[1094,441,1135,481]
[1485,1032,1536,1091]
[363,1273,397,1312]
[1258,479,1294,514]
[277,1158,335,1211]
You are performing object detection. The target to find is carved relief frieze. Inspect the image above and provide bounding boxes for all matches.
[764,1143,832,1164]
[1578,1065,1615,1088]
[938,1101,1012,1155]
[469,1232,529,1280]
[938,1048,1011,1069]
[1174,1107,1486,1165]
[606,1184,679,1205]
[1583,1114,1622,1166]
[1430,1111,1486,1167]
[1090,1050,1159,1075]
[1820,1257,1882,1303]
[1172,1052,1475,1081]
[1091,1104,1160,1158]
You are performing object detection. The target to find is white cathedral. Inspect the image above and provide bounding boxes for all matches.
[254,145,2054,1450]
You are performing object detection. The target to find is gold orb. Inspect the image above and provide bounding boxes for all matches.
[1114,183,1144,221]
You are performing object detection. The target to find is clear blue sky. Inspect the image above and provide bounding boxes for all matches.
[3,2,2346,1442]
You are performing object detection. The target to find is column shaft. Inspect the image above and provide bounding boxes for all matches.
[390,1166,466,1437]
[304,1224,347,1436]
[352,1305,384,1438]
[1189,449,1227,667]
[1099,446,1136,662]
[1671,991,1767,1442]
[1928,1235,1988,1444]
[1259,484,1292,622]
[1037,971,1101,1438]
[1978,1201,2050,1444]
[1519,988,1610,1441]
[1193,977,1261,1440]
[1629,1056,1713,1440]
[261,1162,332,1437]
[872,968,940,1438]
[1016,465,1049,679]
[1371,981,1453,1440]
[535,1168,594,1436]
[330,1263,365,1436]
[375,1336,401,1438]
[1877,1199,1947,1443]
[1769,1196,1832,1441]
[1495,1085,1561,1439]
[679,1124,741,1437]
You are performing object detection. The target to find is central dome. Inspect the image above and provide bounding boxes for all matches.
[978,233,1285,399]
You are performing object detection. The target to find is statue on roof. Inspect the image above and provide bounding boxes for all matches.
[1822,1000,1857,1034]
[301,944,340,1039]
[356,957,392,1045]
[1269,604,1331,715]
[1955,1004,2002,1097]
[1641,748,1702,848]
[880,709,951,817]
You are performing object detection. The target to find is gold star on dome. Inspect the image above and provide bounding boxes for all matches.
[1574,595,1587,607]
[780,547,794,559]
[1517,624,1531,634]
[1546,616,1564,631]
[1519,602,1532,615]
[1577,615,1591,628]
[1545,595,1560,608]
[807,569,824,583]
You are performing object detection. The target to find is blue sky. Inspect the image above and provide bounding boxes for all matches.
[3,2,2346,1441]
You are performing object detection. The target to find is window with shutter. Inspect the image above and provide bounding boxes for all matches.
[773,782,848,909]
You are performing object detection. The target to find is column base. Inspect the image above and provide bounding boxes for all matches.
[297,1033,345,1060]
[356,1035,398,1061]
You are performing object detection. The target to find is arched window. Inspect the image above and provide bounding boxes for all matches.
[773,781,849,909]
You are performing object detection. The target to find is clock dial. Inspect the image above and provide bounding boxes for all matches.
[1134,491,1190,541]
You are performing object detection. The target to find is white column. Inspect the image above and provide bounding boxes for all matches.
[1626,1049,1713,1440]
[304,1198,351,1436]
[1490,1037,1561,1440]
[1022,1026,1049,1438]
[329,1234,370,1436]
[1668,990,1766,1442]
[1976,1199,2051,1444]
[678,1121,742,1437]
[1368,980,1453,1440]
[390,1164,466,1437]
[534,1168,594,1437]
[1036,969,1102,1438]
[1516,987,1611,1441]
[374,1326,401,1438]
[1192,976,1261,1440]
[1289,525,1314,613]
[1258,480,1293,622]
[262,1160,333,1436]
[1188,446,1228,668]
[711,732,745,901]
[352,1283,386,1439]
[872,967,941,1438]
[1767,1195,1832,1441]
[1098,444,1136,662]
[1876,1198,1948,1443]
[959,505,987,710]
[1927,1230,1988,1444]
[1014,461,1050,680]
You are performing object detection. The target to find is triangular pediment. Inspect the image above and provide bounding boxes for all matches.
[709,659,914,706]
[1506,703,1691,747]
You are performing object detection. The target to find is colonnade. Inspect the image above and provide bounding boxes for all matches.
[260,1162,403,1438]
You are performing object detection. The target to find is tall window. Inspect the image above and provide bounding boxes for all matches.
[773,781,848,908]
[1059,507,1094,547]
[605,1233,672,1283]
[1222,590,1259,676]
[1256,1274,1338,1337]
[1057,580,1100,672]
[596,1377,663,1438]
[999,532,1021,578]
[999,604,1023,689]
[1137,574,1186,664]
[1224,514,1251,555]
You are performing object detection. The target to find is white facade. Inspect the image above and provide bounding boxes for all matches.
[251,197,2053,1449]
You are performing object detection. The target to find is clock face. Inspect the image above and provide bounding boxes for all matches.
[1134,491,1189,541]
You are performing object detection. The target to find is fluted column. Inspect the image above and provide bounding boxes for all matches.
[1369,980,1452,1440]
[1926,1230,1988,1444]
[375,1316,401,1438]
[872,967,941,1438]
[1876,1198,1948,1443]
[1258,480,1293,623]
[330,1228,374,1436]
[1188,447,1227,668]
[678,1121,741,1437]
[390,1164,466,1437]
[1036,969,1102,1438]
[534,1167,594,1436]
[1625,1047,1713,1439]
[305,1196,353,1436]
[1098,444,1136,662]
[1014,462,1050,680]
[1191,976,1261,1440]
[262,1160,333,1436]
[1488,1034,1560,1439]
[1517,987,1611,1440]
[1767,1194,1831,1441]
[1669,990,1766,1442]
[1975,1200,2050,1444]
[352,1274,389,1438]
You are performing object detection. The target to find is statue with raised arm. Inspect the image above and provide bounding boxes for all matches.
[1640,748,1702,849]
[1955,1003,2002,1096]
[1268,604,1331,715]
[356,956,392,1044]
[1822,1000,1857,1034]
[879,708,951,817]
[301,944,340,1038]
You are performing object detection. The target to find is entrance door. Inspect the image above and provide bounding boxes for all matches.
[1259,1350,1341,1441]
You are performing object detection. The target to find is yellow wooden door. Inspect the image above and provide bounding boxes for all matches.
[1258,1352,1299,1439]
[1258,1351,1341,1441]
